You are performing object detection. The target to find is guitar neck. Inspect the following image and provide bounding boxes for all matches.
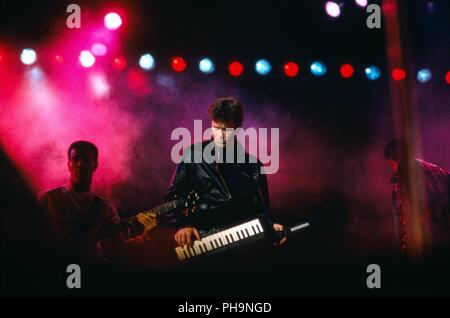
[86,198,183,243]
[118,198,181,230]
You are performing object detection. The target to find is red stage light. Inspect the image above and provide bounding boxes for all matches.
[446,71,450,85]
[229,61,244,77]
[284,62,299,77]
[128,68,151,96]
[171,57,187,72]
[392,68,406,81]
[113,56,127,71]
[340,64,354,78]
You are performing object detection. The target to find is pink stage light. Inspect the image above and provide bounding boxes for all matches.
[325,2,341,18]
[79,50,96,68]
[91,43,108,56]
[104,12,122,30]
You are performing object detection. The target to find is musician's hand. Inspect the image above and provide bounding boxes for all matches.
[175,227,201,248]
[137,212,158,240]
[273,223,287,245]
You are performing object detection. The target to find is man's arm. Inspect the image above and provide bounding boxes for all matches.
[166,159,203,247]
[257,163,286,245]
[98,201,158,246]
[124,213,158,245]
[165,161,197,229]
[257,163,273,219]
[165,161,191,200]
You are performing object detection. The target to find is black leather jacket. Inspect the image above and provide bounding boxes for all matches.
[165,140,274,231]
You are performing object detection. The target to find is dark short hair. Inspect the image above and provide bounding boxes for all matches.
[67,140,98,161]
[208,97,244,127]
[384,138,408,161]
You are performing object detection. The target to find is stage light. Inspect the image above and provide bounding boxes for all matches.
[171,57,187,72]
[113,56,127,71]
[365,66,381,80]
[446,71,450,85]
[199,58,215,74]
[284,62,299,77]
[229,61,244,77]
[104,12,122,30]
[90,73,110,98]
[139,53,155,70]
[255,59,272,75]
[355,0,368,7]
[325,2,341,18]
[91,43,108,56]
[310,61,327,76]
[340,64,354,78]
[392,68,406,81]
[79,50,95,68]
[20,48,37,65]
[417,68,432,83]
[29,66,44,81]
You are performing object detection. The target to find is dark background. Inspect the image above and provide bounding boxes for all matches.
[1,0,449,297]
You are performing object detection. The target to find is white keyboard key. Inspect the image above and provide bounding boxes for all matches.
[193,242,202,255]
[212,234,222,247]
[255,220,263,232]
[246,223,255,236]
[216,232,228,246]
[223,230,233,244]
[175,247,185,260]
[230,229,240,241]
[203,237,213,251]
[238,225,248,238]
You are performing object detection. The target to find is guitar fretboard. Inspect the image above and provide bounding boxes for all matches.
[119,198,181,230]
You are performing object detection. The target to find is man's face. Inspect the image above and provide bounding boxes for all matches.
[385,159,398,173]
[68,148,98,185]
[211,120,236,147]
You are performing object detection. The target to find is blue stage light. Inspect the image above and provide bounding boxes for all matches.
[417,68,432,83]
[139,53,155,70]
[365,66,381,80]
[255,59,272,75]
[310,61,327,76]
[199,58,215,73]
